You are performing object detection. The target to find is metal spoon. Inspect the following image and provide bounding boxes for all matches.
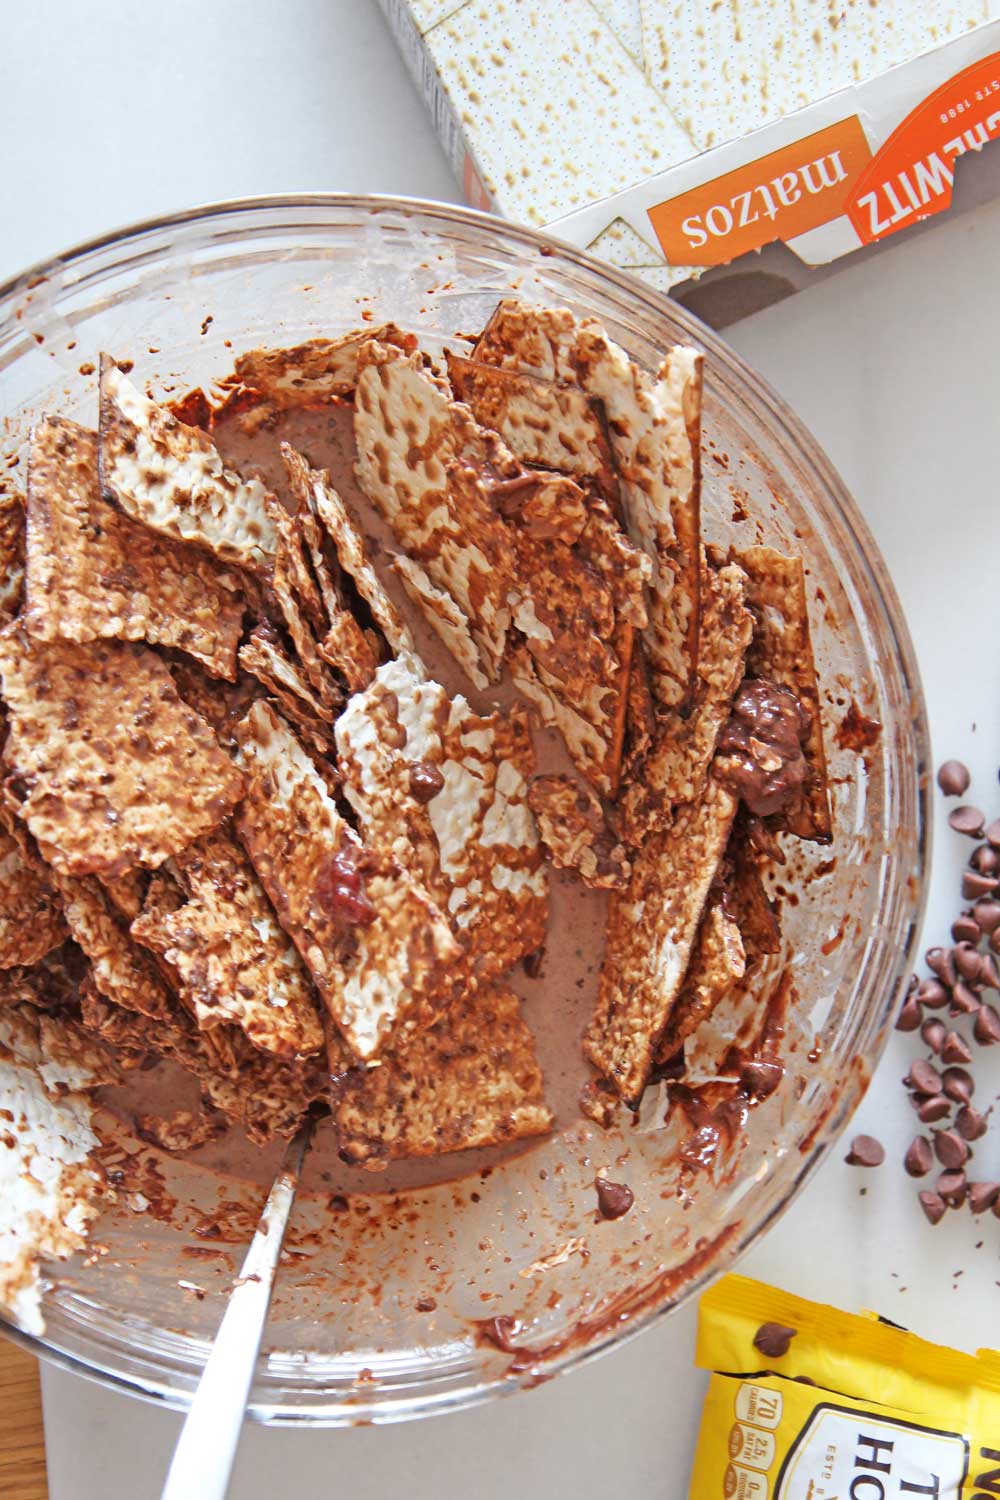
[161,1116,314,1500]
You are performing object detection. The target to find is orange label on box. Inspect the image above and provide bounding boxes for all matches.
[846,51,1000,245]
[648,117,872,267]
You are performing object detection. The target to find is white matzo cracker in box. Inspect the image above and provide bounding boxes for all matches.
[379,0,1000,306]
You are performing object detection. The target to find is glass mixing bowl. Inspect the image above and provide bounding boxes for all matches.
[0,195,929,1424]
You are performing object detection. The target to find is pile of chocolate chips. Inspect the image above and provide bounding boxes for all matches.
[863,758,1000,1223]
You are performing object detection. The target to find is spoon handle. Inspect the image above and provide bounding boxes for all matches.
[161,1120,312,1500]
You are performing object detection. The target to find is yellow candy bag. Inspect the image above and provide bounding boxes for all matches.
[691,1275,1000,1498]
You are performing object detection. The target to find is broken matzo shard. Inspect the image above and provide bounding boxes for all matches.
[98,356,278,571]
[622,559,753,841]
[233,324,411,411]
[131,828,324,1060]
[0,480,25,622]
[527,774,630,891]
[654,895,747,1064]
[0,1024,105,1333]
[25,416,245,679]
[474,300,703,709]
[0,627,244,877]
[584,776,737,1105]
[234,700,460,1061]
[734,545,832,843]
[336,653,549,981]
[335,983,553,1168]
[353,340,519,685]
[54,873,175,1022]
[445,352,620,502]
[0,814,67,969]
[282,443,416,658]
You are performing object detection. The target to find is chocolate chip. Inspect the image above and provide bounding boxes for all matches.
[956,1105,988,1141]
[916,978,949,1009]
[950,805,986,837]
[937,1169,967,1205]
[740,1059,784,1098]
[942,1066,974,1104]
[975,900,1000,935]
[986,819,1000,849]
[968,1181,999,1214]
[753,1322,797,1359]
[845,1134,884,1167]
[974,1004,1000,1045]
[522,948,545,979]
[926,947,957,986]
[920,1018,946,1053]
[896,996,923,1032]
[904,1136,933,1177]
[981,953,1000,991]
[934,1128,969,1169]
[954,942,984,982]
[907,1059,942,1095]
[917,1094,952,1124]
[594,1178,634,1220]
[952,915,982,944]
[919,1190,946,1225]
[971,846,1000,876]
[409,760,445,804]
[963,872,999,901]
[951,982,981,1015]
[938,760,971,796]
[941,1030,972,1065]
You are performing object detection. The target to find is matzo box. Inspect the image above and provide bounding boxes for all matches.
[379,0,1000,321]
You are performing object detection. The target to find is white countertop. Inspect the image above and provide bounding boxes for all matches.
[4,3,1000,1495]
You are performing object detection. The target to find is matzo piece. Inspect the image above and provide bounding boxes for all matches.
[445,353,620,502]
[25,417,245,680]
[0,1037,104,1335]
[233,325,410,409]
[726,830,781,966]
[1,1003,124,1096]
[639,0,986,156]
[98,356,277,571]
[506,519,628,795]
[0,480,25,621]
[622,560,753,842]
[0,628,244,877]
[423,0,694,228]
[584,777,736,1105]
[239,626,338,753]
[353,341,519,685]
[55,873,175,1021]
[267,499,345,709]
[335,983,553,1168]
[336,654,548,980]
[283,444,416,658]
[0,820,66,969]
[78,983,325,1144]
[168,658,263,748]
[392,554,486,691]
[475,301,703,708]
[654,897,747,1064]
[99,871,148,924]
[527,775,629,891]
[234,701,459,1061]
[131,828,324,1060]
[0,945,84,1017]
[735,546,832,843]
[509,639,630,801]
